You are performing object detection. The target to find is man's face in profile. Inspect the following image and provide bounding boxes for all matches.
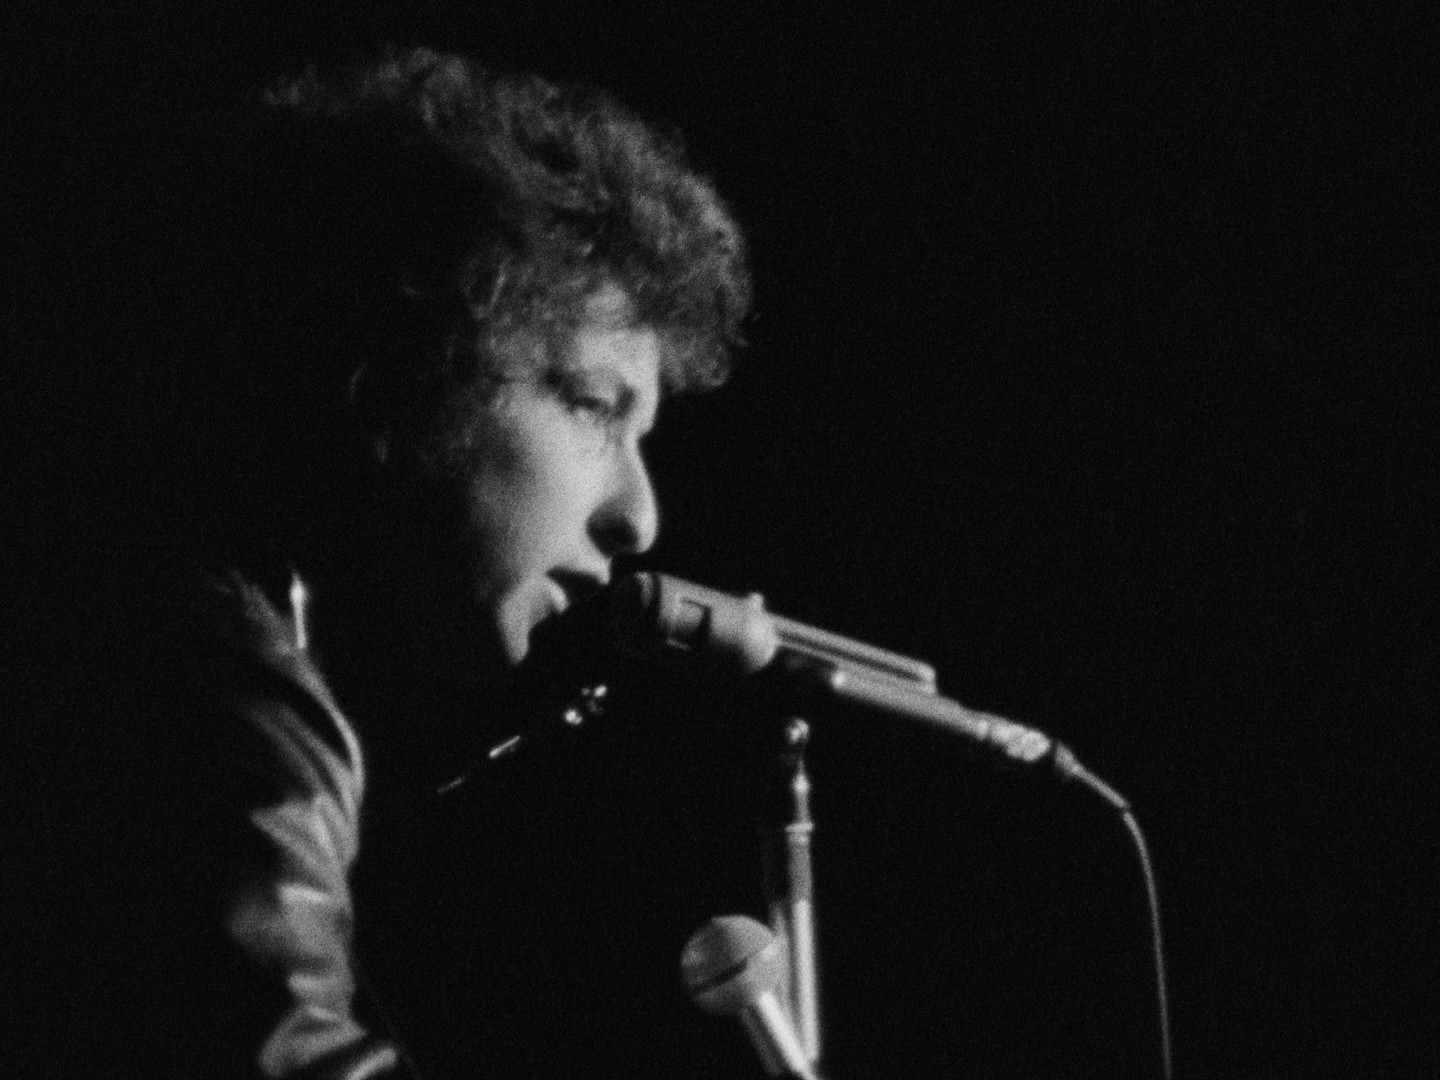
[395,285,663,683]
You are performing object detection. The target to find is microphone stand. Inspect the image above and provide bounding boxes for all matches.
[761,716,822,1072]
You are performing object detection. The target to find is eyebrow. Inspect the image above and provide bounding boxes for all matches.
[562,363,659,432]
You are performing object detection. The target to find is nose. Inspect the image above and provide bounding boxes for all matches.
[591,447,660,558]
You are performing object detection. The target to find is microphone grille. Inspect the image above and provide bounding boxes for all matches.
[680,914,784,1015]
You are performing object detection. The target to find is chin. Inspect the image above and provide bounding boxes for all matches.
[495,607,544,670]
[501,635,533,669]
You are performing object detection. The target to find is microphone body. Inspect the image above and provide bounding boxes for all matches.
[612,572,937,690]
[610,572,1106,784]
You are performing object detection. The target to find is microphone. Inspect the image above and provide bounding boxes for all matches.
[610,572,937,690]
[608,572,1130,805]
[681,915,821,1080]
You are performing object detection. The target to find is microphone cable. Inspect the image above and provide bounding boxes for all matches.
[1121,804,1173,1080]
[1065,758,1173,1080]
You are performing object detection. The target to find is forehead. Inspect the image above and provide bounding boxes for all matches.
[563,317,662,379]
[559,288,662,394]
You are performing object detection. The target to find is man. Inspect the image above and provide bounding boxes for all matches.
[13,47,751,1077]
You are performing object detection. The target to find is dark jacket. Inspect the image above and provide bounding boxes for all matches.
[8,563,401,1078]
[5,550,746,1079]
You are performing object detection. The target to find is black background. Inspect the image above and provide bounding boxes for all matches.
[6,2,1437,1077]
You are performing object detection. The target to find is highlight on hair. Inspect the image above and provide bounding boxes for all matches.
[258,47,752,409]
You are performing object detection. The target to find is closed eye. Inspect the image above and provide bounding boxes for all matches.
[566,392,621,424]
[548,368,629,429]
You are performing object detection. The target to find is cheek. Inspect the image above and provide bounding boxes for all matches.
[454,430,600,584]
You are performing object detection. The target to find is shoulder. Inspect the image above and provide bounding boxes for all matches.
[174,563,368,818]
[43,546,371,839]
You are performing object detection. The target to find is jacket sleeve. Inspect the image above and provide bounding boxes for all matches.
[177,571,405,1080]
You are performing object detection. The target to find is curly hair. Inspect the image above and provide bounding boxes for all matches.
[243,47,750,422]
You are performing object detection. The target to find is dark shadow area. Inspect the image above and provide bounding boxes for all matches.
[6,3,1436,1077]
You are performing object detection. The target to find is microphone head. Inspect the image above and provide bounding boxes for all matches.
[613,572,779,675]
[680,915,785,1015]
